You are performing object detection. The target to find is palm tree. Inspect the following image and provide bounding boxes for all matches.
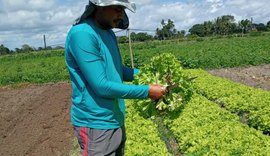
[214,15,235,35]
[239,19,252,35]
[203,21,213,36]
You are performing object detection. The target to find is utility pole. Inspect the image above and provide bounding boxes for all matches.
[127,29,134,68]
[250,17,254,30]
[43,35,47,50]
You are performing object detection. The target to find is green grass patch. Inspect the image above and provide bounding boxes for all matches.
[0,50,69,86]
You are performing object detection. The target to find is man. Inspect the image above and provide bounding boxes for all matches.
[65,0,165,155]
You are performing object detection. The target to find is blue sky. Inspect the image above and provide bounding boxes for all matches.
[1,0,270,50]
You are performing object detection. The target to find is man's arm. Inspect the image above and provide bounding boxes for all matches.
[69,31,149,99]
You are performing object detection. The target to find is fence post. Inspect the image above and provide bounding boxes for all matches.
[128,29,134,68]
[43,35,47,50]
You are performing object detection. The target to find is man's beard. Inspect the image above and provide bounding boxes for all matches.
[100,19,120,30]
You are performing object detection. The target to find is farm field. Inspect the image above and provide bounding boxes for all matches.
[0,35,270,155]
[120,33,270,69]
[0,66,269,156]
[1,34,270,86]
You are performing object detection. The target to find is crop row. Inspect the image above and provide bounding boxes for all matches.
[163,94,270,155]
[183,69,270,133]
[125,100,171,156]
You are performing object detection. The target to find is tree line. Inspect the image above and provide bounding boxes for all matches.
[0,44,64,55]
[189,15,270,37]
[117,19,186,43]
[118,15,270,43]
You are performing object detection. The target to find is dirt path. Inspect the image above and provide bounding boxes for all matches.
[0,82,73,156]
[208,64,270,91]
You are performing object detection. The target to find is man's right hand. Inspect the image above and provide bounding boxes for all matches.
[148,84,166,101]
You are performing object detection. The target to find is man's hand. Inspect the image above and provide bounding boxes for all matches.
[148,84,166,101]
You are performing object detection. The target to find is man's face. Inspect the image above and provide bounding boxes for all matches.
[96,5,125,29]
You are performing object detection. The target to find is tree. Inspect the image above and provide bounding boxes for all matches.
[156,19,178,40]
[214,15,235,35]
[189,15,236,36]
[15,48,22,53]
[21,44,33,52]
[0,44,10,55]
[222,15,235,34]
[130,32,137,41]
[117,36,128,43]
[238,19,252,34]
[214,16,222,35]
[203,21,214,36]
[46,46,53,50]
[189,24,205,37]
[180,30,186,36]
[175,30,186,38]
[267,21,270,30]
[38,47,44,51]
[134,32,153,42]
[128,32,153,42]
[54,46,64,50]
[254,23,267,31]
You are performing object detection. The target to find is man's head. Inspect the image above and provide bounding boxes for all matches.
[93,5,125,29]
[74,0,136,29]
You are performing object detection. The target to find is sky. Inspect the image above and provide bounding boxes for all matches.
[0,0,270,50]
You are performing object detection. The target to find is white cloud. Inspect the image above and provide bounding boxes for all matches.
[134,0,154,6]
[0,0,85,49]
[2,0,55,12]
[1,0,270,50]
[206,0,224,13]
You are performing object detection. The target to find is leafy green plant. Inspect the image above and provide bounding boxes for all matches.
[123,54,143,68]
[184,69,270,133]
[134,53,194,117]
[125,100,171,156]
[164,94,270,155]
[177,57,199,69]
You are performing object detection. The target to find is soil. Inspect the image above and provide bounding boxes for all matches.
[208,64,270,91]
[0,64,269,156]
[0,82,73,156]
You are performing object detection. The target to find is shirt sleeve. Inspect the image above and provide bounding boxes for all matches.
[69,31,149,99]
[122,67,140,81]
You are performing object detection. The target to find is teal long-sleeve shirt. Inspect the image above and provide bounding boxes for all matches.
[65,18,149,129]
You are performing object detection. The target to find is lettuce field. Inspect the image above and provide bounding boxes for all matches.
[125,53,270,155]
[0,34,270,155]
